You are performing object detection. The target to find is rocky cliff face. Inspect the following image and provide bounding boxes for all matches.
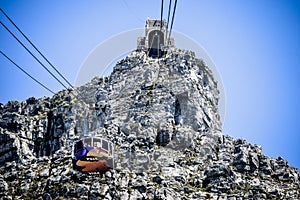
[0,49,299,199]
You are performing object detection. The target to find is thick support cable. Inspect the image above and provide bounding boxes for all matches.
[167,0,177,47]
[166,0,172,29]
[0,8,74,89]
[0,50,55,94]
[0,21,69,90]
[160,0,164,30]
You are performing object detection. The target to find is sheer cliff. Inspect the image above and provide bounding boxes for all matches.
[0,49,299,199]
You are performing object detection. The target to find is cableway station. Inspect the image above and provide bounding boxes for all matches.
[137,19,175,58]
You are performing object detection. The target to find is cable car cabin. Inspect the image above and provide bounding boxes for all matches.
[72,137,114,173]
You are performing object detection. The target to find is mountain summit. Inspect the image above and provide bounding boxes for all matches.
[0,48,299,199]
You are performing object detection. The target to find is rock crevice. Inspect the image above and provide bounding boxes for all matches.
[0,49,299,199]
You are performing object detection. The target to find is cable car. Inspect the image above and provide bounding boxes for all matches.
[72,137,114,173]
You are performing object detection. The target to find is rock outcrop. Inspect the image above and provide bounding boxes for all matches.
[0,49,299,199]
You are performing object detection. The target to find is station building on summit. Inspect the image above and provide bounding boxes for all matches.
[137,19,175,58]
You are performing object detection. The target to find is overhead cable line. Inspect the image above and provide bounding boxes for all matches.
[122,0,144,24]
[160,0,164,30]
[0,8,74,89]
[167,0,177,47]
[166,0,172,29]
[1,9,101,114]
[0,21,69,90]
[0,50,55,95]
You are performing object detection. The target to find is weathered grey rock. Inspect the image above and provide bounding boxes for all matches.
[0,48,299,199]
[39,168,49,177]
[42,193,52,200]
[0,179,8,193]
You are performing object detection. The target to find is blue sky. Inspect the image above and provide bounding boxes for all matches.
[0,0,299,170]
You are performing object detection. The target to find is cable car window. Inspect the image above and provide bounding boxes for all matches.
[83,138,92,147]
[93,138,102,148]
[94,141,101,148]
[102,140,108,151]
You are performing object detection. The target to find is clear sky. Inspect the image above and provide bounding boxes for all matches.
[0,1,299,170]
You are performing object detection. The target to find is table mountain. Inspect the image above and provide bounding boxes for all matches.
[0,49,299,199]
